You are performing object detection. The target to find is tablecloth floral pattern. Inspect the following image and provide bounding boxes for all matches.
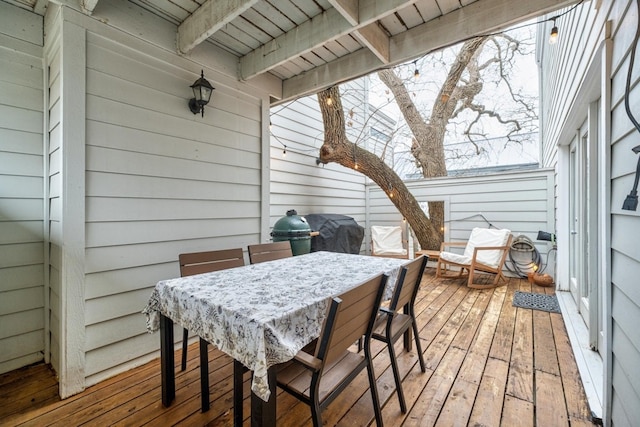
[143,251,407,401]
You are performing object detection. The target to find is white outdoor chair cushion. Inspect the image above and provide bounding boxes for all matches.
[371,226,408,256]
[437,227,512,289]
[439,251,473,266]
[447,227,511,268]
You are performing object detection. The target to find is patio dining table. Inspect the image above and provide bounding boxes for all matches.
[143,250,408,426]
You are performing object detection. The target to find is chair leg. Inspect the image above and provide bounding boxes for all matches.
[181,328,189,371]
[366,359,384,426]
[411,320,426,373]
[493,272,501,285]
[438,262,466,279]
[233,360,244,427]
[387,340,407,413]
[468,270,508,289]
[309,391,323,427]
[199,338,210,412]
[403,306,413,351]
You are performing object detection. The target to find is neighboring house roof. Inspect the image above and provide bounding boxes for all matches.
[446,162,540,176]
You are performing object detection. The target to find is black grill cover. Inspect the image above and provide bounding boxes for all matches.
[304,214,364,254]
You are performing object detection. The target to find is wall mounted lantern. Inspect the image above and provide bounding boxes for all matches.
[188,70,214,117]
[622,144,640,211]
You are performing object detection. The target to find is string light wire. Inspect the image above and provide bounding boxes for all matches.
[402,0,584,77]
[269,0,586,165]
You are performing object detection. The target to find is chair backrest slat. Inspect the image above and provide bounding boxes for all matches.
[389,255,428,312]
[319,273,388,364]
[248,241,293,264]
[179,248,244,277]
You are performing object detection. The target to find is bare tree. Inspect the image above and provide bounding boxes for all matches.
[317,32,537,250]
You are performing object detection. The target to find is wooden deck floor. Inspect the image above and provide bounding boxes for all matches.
[1,268,596,426]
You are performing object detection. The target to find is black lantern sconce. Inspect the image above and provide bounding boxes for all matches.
[622,144,640,211]
[188,70,214,117]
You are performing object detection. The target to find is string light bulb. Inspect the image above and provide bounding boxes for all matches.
[413,59,420,79]
[353,144,358,170]
[326,93,333,106]
[269,121,273,131]
[282,145,287,157]
[549,19,559,44]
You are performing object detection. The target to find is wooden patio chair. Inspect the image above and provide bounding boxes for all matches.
[247,241,293,264]
[371,254,428,413]
[222,241,291,420]
[436,227,513,289]
[178,248,245,371]
[276,273,389,427]
[371,225,409,259]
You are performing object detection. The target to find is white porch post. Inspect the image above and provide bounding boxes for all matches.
[57,9,87,398]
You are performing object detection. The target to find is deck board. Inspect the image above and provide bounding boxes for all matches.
[0,268,596,426]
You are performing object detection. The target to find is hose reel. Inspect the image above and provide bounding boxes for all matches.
[507,234,542,278]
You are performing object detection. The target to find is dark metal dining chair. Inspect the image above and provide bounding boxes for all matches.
[275,273,389,427]
[230,241,291,424]
[178,248,245,372]
[371,254,428,413]
[247,241,293,264]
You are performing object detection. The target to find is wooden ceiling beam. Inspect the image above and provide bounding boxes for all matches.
[329,0,359,25]
[330,0,390,64]
[240,0,411,80]
[278,0,579,104]
[177,0,259,54]
[81,0,99,14]
[354,23,390,64]
[33,0,49,14]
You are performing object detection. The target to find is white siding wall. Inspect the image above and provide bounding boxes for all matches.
[539,0,640,424]
[367,169,555,272]
[0,2,44,374]
[38,1,272,391]
[608,1,640,422]
[83,32,263,387]
[269,80,368,231]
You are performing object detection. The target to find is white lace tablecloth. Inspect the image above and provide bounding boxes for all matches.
[143,251,407,401]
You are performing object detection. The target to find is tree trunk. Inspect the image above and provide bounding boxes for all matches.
[317,37,498,251]
[317,87,442,250]
[376,37,487,247]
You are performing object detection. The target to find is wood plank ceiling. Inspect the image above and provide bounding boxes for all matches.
[12,0,579,103]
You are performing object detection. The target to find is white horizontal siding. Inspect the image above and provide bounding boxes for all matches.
[269,81,368,233]
[539,2,604,161]
[81,26,265,383]
[0,1,43,46]
[539,0,640,424]
[0,1,44,375]
[367,168,555,263]
[607,0,640,423]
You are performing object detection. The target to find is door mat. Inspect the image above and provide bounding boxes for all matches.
[512,291,561,313]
